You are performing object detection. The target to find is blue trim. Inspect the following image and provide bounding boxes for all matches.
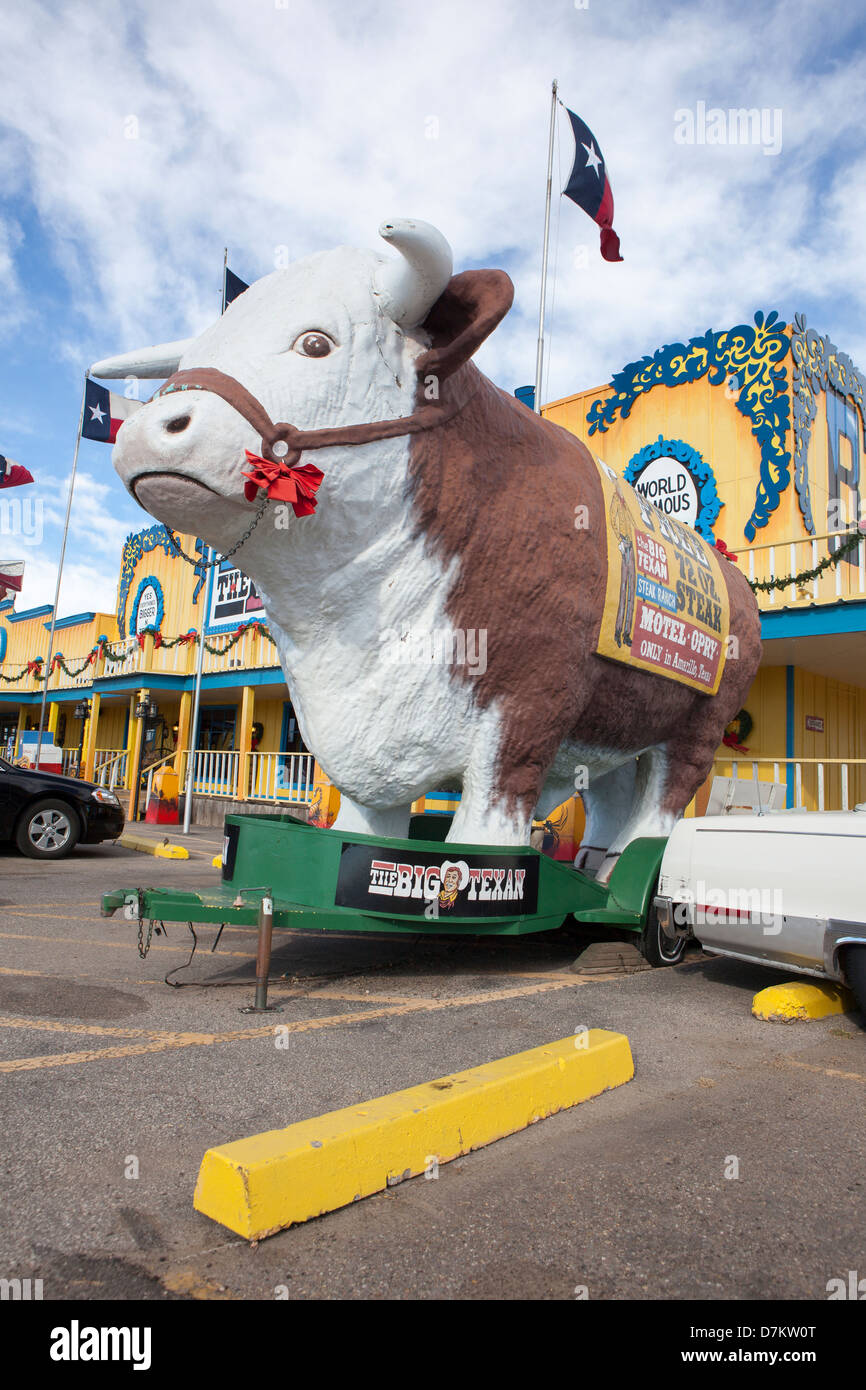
[42,611,95,631]
[0,626,4,663]
[130,576,164,636]
[90,666,286,696]
[199,669,283,690]
[92,673,190,694]
[623,436,722,542]
[0,598,14,612]
[785,664,795,809]
[6,604,52,623]
[761,599,866,640]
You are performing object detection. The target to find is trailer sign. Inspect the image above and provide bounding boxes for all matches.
[335,843,540,918]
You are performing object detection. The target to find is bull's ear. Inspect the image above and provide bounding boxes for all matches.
[416,269,514,380]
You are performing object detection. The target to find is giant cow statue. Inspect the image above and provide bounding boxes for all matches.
[92,219,761,880]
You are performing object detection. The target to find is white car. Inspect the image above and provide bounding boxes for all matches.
[653,810,866,1012]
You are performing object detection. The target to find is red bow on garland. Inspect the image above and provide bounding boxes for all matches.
[722,732,749,754]
[242,450,324,516]
[26,659,42,675]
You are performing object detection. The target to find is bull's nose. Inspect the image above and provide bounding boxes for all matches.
[163,412,192,434]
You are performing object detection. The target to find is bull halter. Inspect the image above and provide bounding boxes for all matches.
[150,365,474,563]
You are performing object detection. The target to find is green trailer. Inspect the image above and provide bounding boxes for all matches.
[101,811,679,1005]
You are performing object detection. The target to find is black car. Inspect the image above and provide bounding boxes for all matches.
[0,758,125,860]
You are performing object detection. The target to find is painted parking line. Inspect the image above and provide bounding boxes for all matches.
[0,976,587,1073]
[0,930,254,958]
[780,1055,866,1085]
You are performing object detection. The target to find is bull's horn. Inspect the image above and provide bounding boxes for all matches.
[375,219,453,327]
[89,338,195,380]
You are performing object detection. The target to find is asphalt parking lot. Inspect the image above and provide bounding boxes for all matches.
[1,833,865,1303]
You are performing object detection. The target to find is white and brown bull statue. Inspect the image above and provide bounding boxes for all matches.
[92,219,761,880]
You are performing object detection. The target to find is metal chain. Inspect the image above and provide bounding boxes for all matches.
[137,894,153,958]
[166,494,271,571]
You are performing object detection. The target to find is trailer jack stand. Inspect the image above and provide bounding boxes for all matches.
[239,894,282,1015]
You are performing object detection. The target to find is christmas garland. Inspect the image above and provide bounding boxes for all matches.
[746,529,862,594]
[0,621,273,685]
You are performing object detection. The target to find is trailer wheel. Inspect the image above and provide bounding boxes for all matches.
[640,895,687,968]
[841,946,866,1019]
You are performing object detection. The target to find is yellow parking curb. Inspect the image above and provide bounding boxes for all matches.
[752,980,854,1022]
[194,1029,634,1240]
[119,833,189,860]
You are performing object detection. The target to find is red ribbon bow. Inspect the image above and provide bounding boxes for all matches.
[242,450,324,516]
[715,538,738,563]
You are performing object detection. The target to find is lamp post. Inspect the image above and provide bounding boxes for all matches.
[73,698,90,779]
[129,692,158,822]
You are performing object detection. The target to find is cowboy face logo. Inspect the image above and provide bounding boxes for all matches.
[437,860,470,911]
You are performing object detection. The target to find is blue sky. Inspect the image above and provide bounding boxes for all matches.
[1,0,865,619]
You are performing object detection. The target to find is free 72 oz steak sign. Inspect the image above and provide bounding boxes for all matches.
[335,843,540,918]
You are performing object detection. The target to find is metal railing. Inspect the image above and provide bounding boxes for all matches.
[173,749,315,804]
[248,751,316,803]
[691,756,866,814]
[94,748,128,790]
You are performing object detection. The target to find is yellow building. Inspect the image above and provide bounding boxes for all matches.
[541,307,866,825]
[0,306,863,836]
[0,525,319,824]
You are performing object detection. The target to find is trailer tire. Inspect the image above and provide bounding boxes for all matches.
[841,945,866,1020]
[640,893,687,968]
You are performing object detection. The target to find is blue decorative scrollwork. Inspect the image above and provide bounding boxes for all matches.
[587,310,791,541]
[117,525,173,636]
[624,435,722,542]
[791,313,866,536]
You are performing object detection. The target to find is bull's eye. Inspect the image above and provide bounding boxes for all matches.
[293,331,335,358]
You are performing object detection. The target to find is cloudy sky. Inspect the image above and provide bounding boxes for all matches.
[1,0,864,621]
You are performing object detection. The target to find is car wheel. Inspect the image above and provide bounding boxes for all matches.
[841,945,866,1019]
[15,799,80,860]
[640,892,687,967]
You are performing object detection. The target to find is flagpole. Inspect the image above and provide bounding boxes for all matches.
[183,248,227,834]
[35,371,88,769]
[534,78,558,415]
[182,547,209,836]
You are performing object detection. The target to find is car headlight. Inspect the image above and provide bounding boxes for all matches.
[91,788,120,806]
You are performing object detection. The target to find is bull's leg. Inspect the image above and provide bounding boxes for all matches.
[595,746,679,883]
[576,760,637,875]
[332,793,412,839]
[447,736,533,847]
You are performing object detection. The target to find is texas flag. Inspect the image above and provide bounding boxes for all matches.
[82,378,143,443]
[0,454,34,489]
[0,560,24,601]
[562,108,623,263]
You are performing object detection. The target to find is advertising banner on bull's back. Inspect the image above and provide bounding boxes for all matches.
[594,459,730,695]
